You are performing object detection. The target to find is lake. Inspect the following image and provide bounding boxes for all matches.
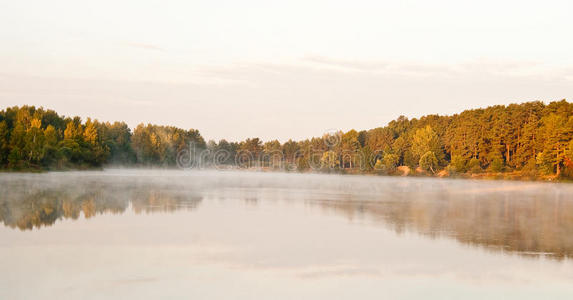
[1,170,573,299]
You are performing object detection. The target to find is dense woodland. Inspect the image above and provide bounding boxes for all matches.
[1,100,572,179]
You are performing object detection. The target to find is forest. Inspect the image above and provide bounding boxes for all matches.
[1,100,572,179]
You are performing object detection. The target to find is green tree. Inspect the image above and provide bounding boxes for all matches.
[468,158,482,173]
[64,120,83,141]
[7,147,22,169]
[24,118,45,164]
[282,139,299,164]
[391,135,408,165]
[382,153,399,172]
[366,127,394,161]
[321,151,339,170]
[263,140,282,168]
[449,155,467,173]
[83,119,98,145]
[341,130,360,168]
[489,157,504,173]
[419,151,438,173]
[412,125,443,166]
[0,121,9,164]
[538,114,570,175]
[240,138,263,162]
[42,125,59,166]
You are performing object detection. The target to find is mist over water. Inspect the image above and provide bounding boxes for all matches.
[1,170,573,299]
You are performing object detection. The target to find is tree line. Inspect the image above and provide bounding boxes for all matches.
[1,100,572,178]
[0,105,206,169]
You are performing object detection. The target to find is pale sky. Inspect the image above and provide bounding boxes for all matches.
[1,0,572,142]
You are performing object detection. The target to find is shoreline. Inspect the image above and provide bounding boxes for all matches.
[2,166,572,184]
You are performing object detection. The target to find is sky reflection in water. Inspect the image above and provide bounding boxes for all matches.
[1,170,573,299]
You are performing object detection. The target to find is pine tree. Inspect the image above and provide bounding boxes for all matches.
[538,114,569,175]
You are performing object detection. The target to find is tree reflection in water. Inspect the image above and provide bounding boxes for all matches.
[1,171,572,260]
[308,186,573,260]
[0,177,202,230]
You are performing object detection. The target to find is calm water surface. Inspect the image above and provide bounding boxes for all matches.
[1,170,573,299]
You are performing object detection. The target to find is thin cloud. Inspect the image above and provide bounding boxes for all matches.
[301,56,556,78]
[302,55,457,76]
[303,55,390,71]
[121,42,165,51]
[458,59,540,73]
